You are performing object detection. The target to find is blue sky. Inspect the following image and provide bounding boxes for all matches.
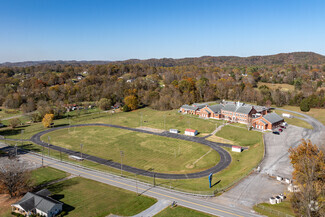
[0,0,325,62]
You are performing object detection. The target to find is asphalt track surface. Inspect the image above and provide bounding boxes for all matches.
[28,123,232,179]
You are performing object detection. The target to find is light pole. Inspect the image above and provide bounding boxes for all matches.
[15,143,17,156]
[21,129,24,146]
[47,136,50,156]
[42,144,44,167]
[120,150,124,177]
[80,144,83,159]
[135,173,138,195]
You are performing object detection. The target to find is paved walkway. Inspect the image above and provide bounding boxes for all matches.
[133,199,171,217]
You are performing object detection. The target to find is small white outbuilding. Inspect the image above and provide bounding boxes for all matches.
[232,146,242,153]
[169,129,179,134]
[184,129,198,136]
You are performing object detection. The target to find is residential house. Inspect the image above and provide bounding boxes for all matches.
[11,189,63,217]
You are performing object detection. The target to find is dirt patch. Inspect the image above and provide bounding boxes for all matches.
[0,194,20,216]
[136,126,165,133]
[207,135,235,145]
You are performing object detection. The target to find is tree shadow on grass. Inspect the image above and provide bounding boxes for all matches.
[20,143,42,152]
[0,128,22,137]
[53,124,69,128]
[47,179,79,194]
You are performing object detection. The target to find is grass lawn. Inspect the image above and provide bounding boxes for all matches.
[0,107,21,120]
[31,166,68,186]
[41,126,220,174]
[253,201,295,217]
[279,105,325,126]
[155,206,216,217]
[48,177,157,217]
[215,125,263,147]
[274,110,313,129]
[209,126,264,192]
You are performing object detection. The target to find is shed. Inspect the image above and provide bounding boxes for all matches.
[269,197,276,204]
[232,146,242,153]
[184,129,198,136]
[169,129,179,134]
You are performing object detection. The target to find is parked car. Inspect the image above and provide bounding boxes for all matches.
[280,126,286,129]
[279,128,283,132]
[273,131,280,135]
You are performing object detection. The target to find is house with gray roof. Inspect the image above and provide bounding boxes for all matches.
[180,104,200,115]
[11,189,62,217]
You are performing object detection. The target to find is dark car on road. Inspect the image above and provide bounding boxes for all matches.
[273,131,280,135]
[279,128,283,132]
[280,126,286,129]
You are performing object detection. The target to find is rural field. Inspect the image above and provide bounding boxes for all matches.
[40,126,220,174]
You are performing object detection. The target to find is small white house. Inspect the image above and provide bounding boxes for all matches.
[232,146,242,153]
[169,129,179,134]
[184,129,198,136]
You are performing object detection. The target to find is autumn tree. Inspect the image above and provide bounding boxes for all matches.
[0,159,31,197]
[124,95,138,110]
[98,98,112,111]
[9,118,21,128]
[289,140,325,217]
[42,113,54,128]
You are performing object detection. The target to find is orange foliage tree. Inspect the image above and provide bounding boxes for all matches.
[42,113,54,128]
[289,139,325,217]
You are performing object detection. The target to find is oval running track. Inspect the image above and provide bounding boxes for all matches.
[30,123,232,179]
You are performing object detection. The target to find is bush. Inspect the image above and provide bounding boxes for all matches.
[98,98,112,111]
[122,105,130,112]
[300,98,310,112]
[9,118,21,128]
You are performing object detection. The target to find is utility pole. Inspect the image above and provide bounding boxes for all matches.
[135,173,138,195]
[47,136,50,156]
[21,129,24,146]
[153,172,156,187]
[80,144,83,159]
[15,143,17,156]
[164,115,166,130]
[60,150,62,161]
[42,145,44,167]
[120,150,124,177]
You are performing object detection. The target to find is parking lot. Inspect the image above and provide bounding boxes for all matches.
[212,112,325,210]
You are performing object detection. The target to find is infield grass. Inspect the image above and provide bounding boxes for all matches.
[40,126,220,174]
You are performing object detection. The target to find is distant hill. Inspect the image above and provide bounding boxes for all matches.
[1,52,325,67]
[112,52,325,67]
[0,60,111,67]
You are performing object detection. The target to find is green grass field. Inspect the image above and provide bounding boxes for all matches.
[215,125,262,147]
[31,166,68,186]
[253,201,295,217]
[274,110,313,129]
[48,177,156,217]
[210,126,264,192]
[0,107,22,120]
[155,206,216,217]
[40,126,220,174]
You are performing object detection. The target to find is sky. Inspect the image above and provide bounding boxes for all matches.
[0,0,325,62]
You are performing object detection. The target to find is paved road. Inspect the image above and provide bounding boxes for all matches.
[8,148,261,217]
[26,123,232,179]
[213,109,325,209]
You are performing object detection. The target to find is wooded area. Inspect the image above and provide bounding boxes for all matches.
[1,52,325,115]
